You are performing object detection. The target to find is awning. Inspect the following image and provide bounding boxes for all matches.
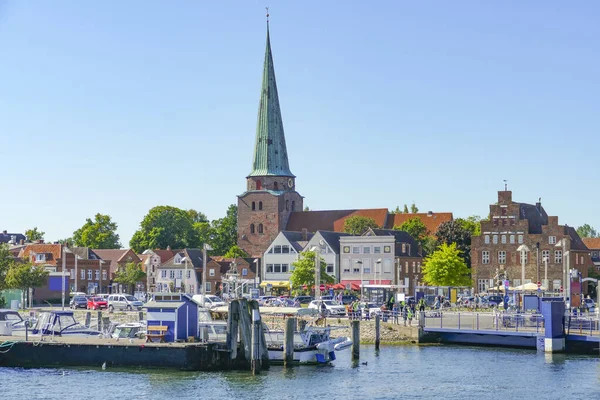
[259,280,290,289]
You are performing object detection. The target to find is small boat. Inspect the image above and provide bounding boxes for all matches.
[0,309,30,335]
[26,310,101,337]
[110,321,146,340]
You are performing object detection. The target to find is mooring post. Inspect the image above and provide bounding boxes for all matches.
[85,311,91,327]
[284,317,296,367]
[251,309,261,375]
[138,311,143,321]
[351,320,360,361]
[97,311,102,331]
[227,301,239,360]
[375,314,381,350]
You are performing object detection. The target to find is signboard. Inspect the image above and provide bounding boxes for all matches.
[250,289,259,299]
[266,283,273,291]
[319,284,325,291]
[504,280,510,289]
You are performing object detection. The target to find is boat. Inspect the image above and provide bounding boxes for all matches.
[110,321,147,340]
[25,310,102,337]
[0,309,31,335]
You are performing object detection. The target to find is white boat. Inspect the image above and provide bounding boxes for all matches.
[110,321,146,340]
[23,311,101,337]
[0,309,30,335]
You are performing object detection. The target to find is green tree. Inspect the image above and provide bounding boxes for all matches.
[73,213,121,249]
[25,227,45,242]
[457,215,482,236]
[435,220,472,267]
[224,245,249,258]
[113,262,147,295]
[394,217,430,250]
[422,243,471,287]
[410,202,419,213]
[576,224,598,238]
[57,237,74,247]
[187,209,209,224]
[0,244,14,292]
[130,206,200,253]
[209,205,238,255]
[304,206,310,211]
[392,205,401,214]
[5,261,49,307]
[342,216,379,235]
[290,251,334,291]
[403,204,409,213]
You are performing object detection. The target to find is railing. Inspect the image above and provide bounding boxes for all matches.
[423,311,545,334]
[565,311,600,337]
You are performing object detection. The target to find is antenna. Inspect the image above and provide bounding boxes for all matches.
[503,180,507,191]
[266,7,269,23]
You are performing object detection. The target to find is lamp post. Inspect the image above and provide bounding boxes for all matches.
[375,259,382,286]
[517,244,530,287]
[556,239,568,304]
[355,260,363,299]
[74,255,81,293]
[202,243,213,308]
[61,246,69,310]
[181,256,189,294]
[253,258,259,291]
[99,260,105,294]
[543,256,549,290]
[311,246,321,299]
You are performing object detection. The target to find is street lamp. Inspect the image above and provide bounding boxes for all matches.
[517,244,530,288]
[99,260,105,294]
[181,256,189,294]
[555,239,569,304]
[355,260,363,299]
[253,258,259,291]
[202,243,213,308]
[310,245,321,299]
[375,259,382,286]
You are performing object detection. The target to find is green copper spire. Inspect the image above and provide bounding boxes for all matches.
[248,22,294,178]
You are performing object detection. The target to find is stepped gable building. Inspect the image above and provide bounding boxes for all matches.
[471,190,591,296]
[237,22,303,258]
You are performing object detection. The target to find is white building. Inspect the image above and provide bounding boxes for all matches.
[154,249,203,294]
[305,231,352,282]
[262,231,313,290]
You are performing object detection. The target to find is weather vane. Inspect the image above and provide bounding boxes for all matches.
[503,180,507,191]
[266,7,269,22]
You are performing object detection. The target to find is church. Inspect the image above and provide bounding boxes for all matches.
[237,22,451,258]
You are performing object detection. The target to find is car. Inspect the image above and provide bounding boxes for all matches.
[319,295,334,301]
[257,296,277,306]
[487,295,504,307]
[359,302,383,317]
[582,298,596,312]
[340,295,359,305]
[192,295,226,308]
[87,296,108,310]
[70,296,88,309]
[307,300,346,316]
[107,294,144,311]
[293,296,313,305]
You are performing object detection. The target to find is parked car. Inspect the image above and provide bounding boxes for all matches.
[341,295,359,305]
[360,302,382,317]
[107,294,144,311]
[319,295,334,301]
[487,295,504,307]
[582,298,596,312]
[70,296,88,309]
[308,300,346,316]
[87,296,108,310]
[192,295,226,308]
[257,296,277,306]
[293,295,313,305]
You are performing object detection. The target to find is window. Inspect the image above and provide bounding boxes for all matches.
[88,270,93,280]
[352,247,360,254]
[291,201,295,211]
[258,224,263,234]
[169,270,175,279]
[518,235,523,244]
[417,262,421,273]
[484,235,490,244]
[498,251,506,264]
[282,264,289,273]
[493,235,498,244]
[343,246,350,254]
[510,219,515,226]
[326,264,334,274]
[259,201,263,210]
[580,256,584,264]
[95,270,100,280]
[242,268,248,276]
[161,270,166,278]
[35,254,46,262]
[70,269,75,279]
[274,245,282,254]
[250,224,255,234]
[555,250,562,264]
[405,262,409,274]
[493,219,498,227]
[266,264,274,273]
[384,246,391,253]
[252,202,256,211]
[509,235,515,244]
[81,269,86,279]
[482,251,490,264]
[177,270,183,279]
[541,250,550,262]
[412,262,416,274]
[513,279,521,287]
[209,268,215,277]
[502,208,507,216]
[187,270,191,279]
[342,259,350,273]
[549,236,556,245]
[205,282,211,292]
[478,279,490,293]
[282,245,290,254]
[353,265,360,273]
[363,247,370,254]
[593,252,598,258]
[402,243,406,253]
[374,246,381,254]
[383,259,392,273]
[102,270,107,280]
[501,235,506,244]
[256,180,262,190]
[502,219,507,227]
[520,251,528,263]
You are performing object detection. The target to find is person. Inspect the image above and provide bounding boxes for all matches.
[418,297,426,312]
[293,298,300,308]
[433,296,440,310]
[402,304,408,326]
[353,300,360,321]
[380,304,388,322]
[320,301,327,317]
[407,306,413,326]
[392,303,399,325]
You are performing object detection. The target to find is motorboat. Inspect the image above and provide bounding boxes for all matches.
[110,321,147,340]
[0,309,30,335]
[26,310,101,337]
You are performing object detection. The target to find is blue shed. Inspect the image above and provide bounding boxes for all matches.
[144,293,198,342]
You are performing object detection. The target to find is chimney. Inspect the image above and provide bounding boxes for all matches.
[427,211,433,217]
[167,245,171,251]
[36,239,44,244]
[536,197,542,212]
[498,191,512,204]
[19,239,24,245]
[302,228,308,241]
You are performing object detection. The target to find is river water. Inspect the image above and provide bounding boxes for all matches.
[1,345,598,399]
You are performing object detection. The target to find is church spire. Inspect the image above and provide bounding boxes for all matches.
[248,17,294,178]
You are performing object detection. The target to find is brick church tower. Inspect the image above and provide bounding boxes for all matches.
[237,22,303,257]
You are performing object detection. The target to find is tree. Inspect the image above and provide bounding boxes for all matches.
[304,206,310,211]
[392,205,401,214]
[435,220,472,267]
[290,251,334,291]
[576,224,599,238]
[403,204,409,213]
[113,262,147,294]
[342,216,379,235]
[0,244,14,292]
[187,209,209,224]
[25,227,44,242]
[394,217,430,250]
[457,215,482,236]
[57,237,74,247]
[224,245,249,258]
[73,213,121,249]
[209,205,238,255]
[410,202,419,213]
[422,243,471,287]
[5,260,49,307]
[130,206,200,253]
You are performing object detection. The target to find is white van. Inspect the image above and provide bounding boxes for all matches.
[107,294,144,311]
[192,294,225,308]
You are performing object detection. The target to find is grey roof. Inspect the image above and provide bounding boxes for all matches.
[281,231,314,252]
[182,248,204,268]
[369,229,421,257]
[144,301,185,309]
[316,231,353,254]
[518,203,548,234]
[0,232,25,244]
[566,226,589,252]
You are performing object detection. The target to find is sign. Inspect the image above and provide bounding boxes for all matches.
[266,283,273,291]
[319,284,325,291]
[345,284,351,291]
[504,280,509,288]
[250,289,259,299]
[537,281,541,288]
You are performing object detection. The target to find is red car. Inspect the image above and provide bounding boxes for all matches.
[87,296,108,310]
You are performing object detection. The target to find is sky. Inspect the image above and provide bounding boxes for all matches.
[1,1,599,246]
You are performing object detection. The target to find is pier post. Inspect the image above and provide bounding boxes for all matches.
[85,312,91,327]
[541,300,566,353]
[138,311,143,321]
[251,309,261,375]
[375,314,380,350]
[227,301,239,360]
[284,317,296,367]
[97,311,102,331]
[351,320,360,361]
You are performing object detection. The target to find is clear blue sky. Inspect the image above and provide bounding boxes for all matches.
[2,1,599,246]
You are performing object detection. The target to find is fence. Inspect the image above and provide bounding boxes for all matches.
[566,312,600,337]
[423,311,545,334]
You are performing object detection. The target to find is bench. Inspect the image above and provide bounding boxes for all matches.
[146,326,168,343]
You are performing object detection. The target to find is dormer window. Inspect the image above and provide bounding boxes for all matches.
[174,256,182,264]
[35,254,46,263]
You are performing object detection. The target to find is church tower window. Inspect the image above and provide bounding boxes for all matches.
[252,202,256,211]
[259,201,263,210]
[258,224,264,234]
[256,180,262,190]
[250,224,255,234]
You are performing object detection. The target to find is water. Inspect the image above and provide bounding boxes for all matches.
[1,345,598,399]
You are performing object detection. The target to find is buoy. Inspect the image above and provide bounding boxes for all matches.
[101,362,107,370]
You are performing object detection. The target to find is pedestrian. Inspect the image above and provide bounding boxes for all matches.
[402,305,408,326]
[407,306,413,326]
[353,300,360,321]
[392,303,399,325]
[418,297,426,312]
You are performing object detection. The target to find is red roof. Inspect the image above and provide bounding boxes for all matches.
[582,238,600,250]
[386,212,453,235]
[286,208,389,233]
[18,244,63,265]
